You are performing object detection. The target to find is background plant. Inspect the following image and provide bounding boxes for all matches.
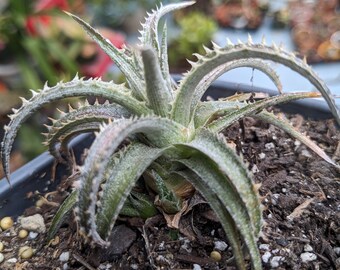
[169,11,217,70]
[1,1,340,270]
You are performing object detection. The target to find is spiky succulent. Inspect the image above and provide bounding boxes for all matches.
[1,2,340,270]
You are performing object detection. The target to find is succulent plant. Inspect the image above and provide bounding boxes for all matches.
[1,1,340,269]
[169,11,217,69]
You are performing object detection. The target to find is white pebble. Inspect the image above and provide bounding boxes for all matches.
[59,251,70,262]
[19,214,46,233]
[300,252,317,262]
[259,153,266,159]
[193,264,202,270]
[214,241,228,251]
[304,244,313,252]
[333,247,340,256]
[294,140,301,147]
[270,256,284,268]
[301,149,312,158]
[262,251,272,263]
[272,249,279,254]
[265,142,275,150]
[29,231,39,239]
[130,264,139,270]
[158,241,165,251]
[7,258,18,264]
[0,253,4,263]
[180,239,192,253]
[251,165,259,173]
[259,244,270,251]
[63,263,69,270]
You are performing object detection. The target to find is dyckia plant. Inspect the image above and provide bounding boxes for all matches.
[1,2,340,270]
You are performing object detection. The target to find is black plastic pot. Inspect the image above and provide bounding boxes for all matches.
[0,133,95,218]
[0,81,334,217]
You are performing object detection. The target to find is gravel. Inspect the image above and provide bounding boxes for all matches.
[19,214,46,233]
[300,252,317,263]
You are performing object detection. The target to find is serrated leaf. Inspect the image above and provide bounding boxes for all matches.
[83,143,166,245]
[175,156,261,270]
[45,103,130,159]
[142,48,172,117]
[66,12,145,100]
[194,100,240,128]
[208,92,321,132]
[46,190,78,242]
[76,117,186,245]
[189,59,283,121]
[176,129,262,236]
[1,79,149,180]
[120,191,158,219]
[139,1,195,53]
[172,43,340,126]
[256,111,339,167]
[174,170,247,270]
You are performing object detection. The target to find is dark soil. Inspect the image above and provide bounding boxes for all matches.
[0,112,339,270]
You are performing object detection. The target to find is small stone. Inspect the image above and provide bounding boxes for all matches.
[271,194,280,205]
[259,244,270,251]
[193,264,202,270]
[251,165,259,173]
[214,241,228,251]
[262,251,272,263]
[300,149,312,158]
[29,231,39,239]
[0,217,14,230]
[0,253,4,263]
[63,263,69,270]
[130,264,139,270]
[18,229,28,239]
[180,239,192,253]
[59,251,70,262]
[259,153,266,159]
[210,251,222,262]
[0,242,4,252]
[270,256,284,268]
[272,249,279,254]
[294,140,301,147]
[158,241,166,251]
[335,258,340,269]
[20,214,46,233]
[265,142,275,150]
[333,247,340,256]
[276,238,288,247]
[6,258,17,264]
[304,244,313,252]
[300,252,317,262]
[19,246,34,259]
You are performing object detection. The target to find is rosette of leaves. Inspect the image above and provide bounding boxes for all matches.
[1,1,340,269]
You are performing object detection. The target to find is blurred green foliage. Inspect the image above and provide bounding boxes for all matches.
[169,12,217,69]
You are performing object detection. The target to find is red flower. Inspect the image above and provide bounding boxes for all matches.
[35,0,69,11]
[25,0,70,36]
[81,30,126,78]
